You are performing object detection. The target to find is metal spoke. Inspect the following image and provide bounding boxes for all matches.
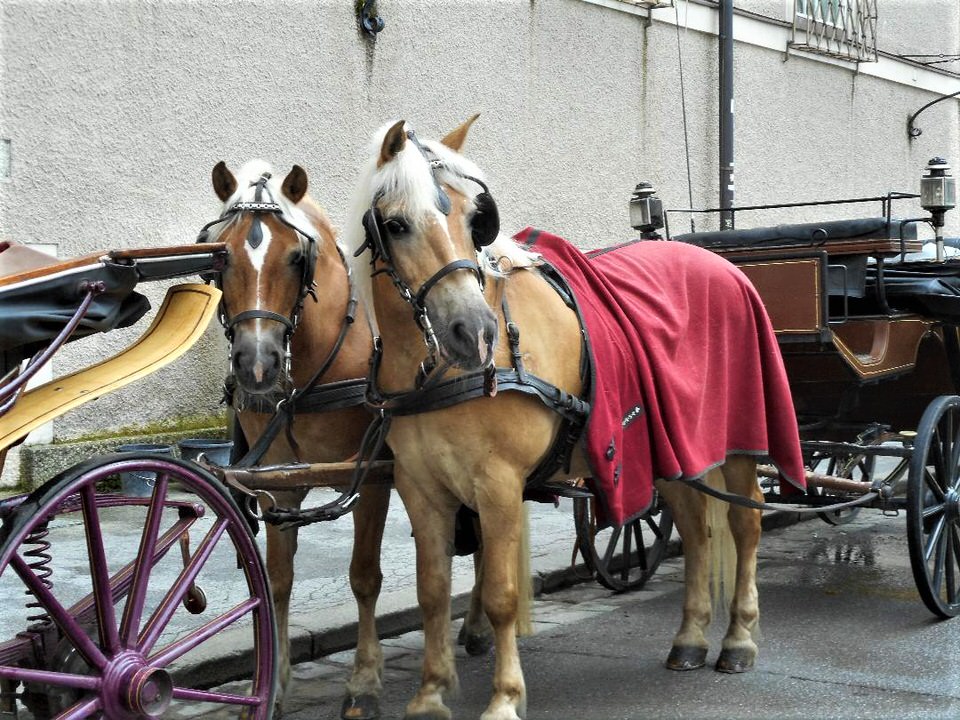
[602,527,621,568]
[620,524,633,582]
[171,686,262,706]
[924,468,947,503]
[644,514,665,541]
[52,695,102,719]
[925,515,948,563]
[10,553,107,670]
[922,502,947,523]
[946,527,958,604]
[148,598,260,667]
[931,518,948,597]
[138,518,228,655]
[0,665,100,691]
[120,473,170,648]
[633,522,649,571]
[78,483,119,655]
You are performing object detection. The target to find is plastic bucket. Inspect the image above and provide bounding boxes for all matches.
[116,443,174,497]
[178,438,234,467]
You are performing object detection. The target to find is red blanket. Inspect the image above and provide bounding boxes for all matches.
[514,229,805,527]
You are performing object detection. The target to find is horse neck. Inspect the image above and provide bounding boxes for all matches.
[289,239,373,387]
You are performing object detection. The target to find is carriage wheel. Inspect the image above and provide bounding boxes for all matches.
[907,395,960,619]
[0,453,276,718]
[573,493,673,592]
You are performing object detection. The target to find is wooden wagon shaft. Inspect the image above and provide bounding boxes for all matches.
[218,460,393,491]
[757,463,876,495]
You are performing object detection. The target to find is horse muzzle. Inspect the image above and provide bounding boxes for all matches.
[438,306,499,370]
[230,327,286,394]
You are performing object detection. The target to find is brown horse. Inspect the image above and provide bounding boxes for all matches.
[345,118,790,720]
[203,161,492,719]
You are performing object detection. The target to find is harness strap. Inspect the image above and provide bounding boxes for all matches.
[231,249,361,469]
[228,309,295,335]
[363,270,592,488]
[679,476,880,514]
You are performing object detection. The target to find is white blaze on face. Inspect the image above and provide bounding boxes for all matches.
[241,223,273,348]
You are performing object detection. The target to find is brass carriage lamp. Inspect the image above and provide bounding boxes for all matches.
[629,182,664,238]
[920,157,956,261]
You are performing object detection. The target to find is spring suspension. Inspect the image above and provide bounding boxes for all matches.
[22,521,53,624]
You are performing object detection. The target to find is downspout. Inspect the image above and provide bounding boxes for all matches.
[719,0,735,229]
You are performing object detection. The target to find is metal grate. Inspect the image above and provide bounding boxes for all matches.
[790,0,878,63]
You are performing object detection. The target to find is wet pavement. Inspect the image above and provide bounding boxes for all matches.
[173,508,960,720]
[6,480,960,719]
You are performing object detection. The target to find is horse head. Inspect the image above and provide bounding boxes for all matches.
[349,116,501,371]
[203,160,321,396]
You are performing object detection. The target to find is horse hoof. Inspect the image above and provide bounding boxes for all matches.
[665,646,707,671]
[464,633,494,656]
[458,623,493,656]
[715,648,755,674]
[341,693,380,720]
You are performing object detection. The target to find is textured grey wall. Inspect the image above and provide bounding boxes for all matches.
[1,0,958,484]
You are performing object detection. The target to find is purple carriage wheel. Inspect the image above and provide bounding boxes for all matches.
[0,453,276,718]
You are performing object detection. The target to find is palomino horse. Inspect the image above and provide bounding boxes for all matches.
[345,117,801,720]
[200,161,491,719]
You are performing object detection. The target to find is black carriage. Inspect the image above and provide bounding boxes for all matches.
[648,166,960,618]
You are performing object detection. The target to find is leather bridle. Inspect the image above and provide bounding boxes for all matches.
[197,173,320,375]
[354,130,499,371]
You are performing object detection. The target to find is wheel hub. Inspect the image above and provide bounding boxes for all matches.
[101,651,173,718]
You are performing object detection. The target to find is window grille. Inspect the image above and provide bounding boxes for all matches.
[790,0,878,63]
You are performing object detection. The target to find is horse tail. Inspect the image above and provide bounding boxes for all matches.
[704,468,736,615]
[515,503,534,637]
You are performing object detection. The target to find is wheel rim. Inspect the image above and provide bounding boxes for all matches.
[0,454,276,718]
[907,396,960,619]
[574,495,673,592]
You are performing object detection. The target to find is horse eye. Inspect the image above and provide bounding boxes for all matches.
[384,218,409,235]
[288,248,304,265]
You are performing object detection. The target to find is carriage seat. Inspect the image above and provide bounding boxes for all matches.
[0,240,59,279]
[674,217,919,257]
[862,261,960,322]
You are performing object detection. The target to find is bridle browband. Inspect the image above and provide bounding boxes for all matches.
[354,129,499,373]
[197,172,320,353]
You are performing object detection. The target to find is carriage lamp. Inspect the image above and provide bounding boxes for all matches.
[920,157,956,261]
[629,182,664,236]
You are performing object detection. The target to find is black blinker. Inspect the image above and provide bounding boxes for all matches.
[471,191,500,248]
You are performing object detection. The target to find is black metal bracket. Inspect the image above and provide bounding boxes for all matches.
[908,89,960,139]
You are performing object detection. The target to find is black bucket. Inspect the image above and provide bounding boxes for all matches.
[178,438,234,467]
[116,443,174,497]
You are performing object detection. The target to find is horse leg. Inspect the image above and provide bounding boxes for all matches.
[342,483,391,720]
[716,455,761,673]
[656,477,712,671]
[459,518,494,656]
[395,473,459,720]
[476,490,526,720]
[260,488,309,715]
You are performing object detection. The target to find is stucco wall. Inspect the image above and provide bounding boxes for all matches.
[1,0,958,486]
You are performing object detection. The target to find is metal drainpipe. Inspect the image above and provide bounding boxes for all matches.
[719,0,735,229]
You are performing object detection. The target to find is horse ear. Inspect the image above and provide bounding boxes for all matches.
[212,161,237,202]
[282,165,308,204]
[378,120,407,167]
[440,113,480,152]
